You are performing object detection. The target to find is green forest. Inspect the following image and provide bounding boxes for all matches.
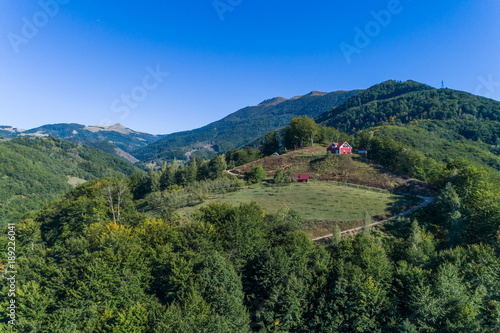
[1,126,500,331]
[316,80,500,141]
[315,81,500,163]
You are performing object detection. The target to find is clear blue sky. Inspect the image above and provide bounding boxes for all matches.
[1,0,499,134]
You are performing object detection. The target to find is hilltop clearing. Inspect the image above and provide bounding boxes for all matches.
[232,145,437,195]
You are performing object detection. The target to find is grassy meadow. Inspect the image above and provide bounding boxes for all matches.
[178,181,420,236]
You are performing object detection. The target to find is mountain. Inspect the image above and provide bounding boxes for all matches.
[0,125,25,137]
[316,80,500,142]
[0,123,163,163]
[0,136,142,223]
[314,80,500,170]
[133,90,362,163]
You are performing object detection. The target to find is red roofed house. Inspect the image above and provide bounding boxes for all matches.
[290,174,310,183]
[327,142,352,154]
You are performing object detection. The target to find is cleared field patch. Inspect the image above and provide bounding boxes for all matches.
[178,181,419,234]
[67,176,86,187]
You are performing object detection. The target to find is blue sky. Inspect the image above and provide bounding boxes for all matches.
[1,0,499,134]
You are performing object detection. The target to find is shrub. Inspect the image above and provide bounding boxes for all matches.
[246,165,266,184]
[273,170,289,185]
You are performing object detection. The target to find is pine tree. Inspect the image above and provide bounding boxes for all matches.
[207,155,227,180]
[147,169,160,193]
[160,159,179,190]
[186,159,198,184]
[176,164,188,186]
[332,224,342,248]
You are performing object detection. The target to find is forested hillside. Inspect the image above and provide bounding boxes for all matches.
[311,80,500,173]
[0,137,141,223]
[133,90,362,164]
[1,151,499,331]
[364,124,500,171]
[316,80,500,144]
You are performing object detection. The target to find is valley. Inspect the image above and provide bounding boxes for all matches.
[3,1,499,330]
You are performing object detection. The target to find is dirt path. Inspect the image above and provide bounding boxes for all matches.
[312,195,435,242]
[226,169,242,177]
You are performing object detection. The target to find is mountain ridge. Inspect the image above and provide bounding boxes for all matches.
[0,123,164,163]
[133,89,363,163]
[316,80,500,143]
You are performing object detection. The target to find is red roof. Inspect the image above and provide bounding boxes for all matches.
[291,174,310,180]
[328,142,352,149]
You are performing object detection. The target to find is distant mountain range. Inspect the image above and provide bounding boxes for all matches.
[132,89,363,163]
[0,123,164,163]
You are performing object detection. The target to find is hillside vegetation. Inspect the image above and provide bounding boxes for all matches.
[316,80,500,142]
[0,136,141,223]
[310,80,500,175]
[368,124,500,171]
[233,145,435,194]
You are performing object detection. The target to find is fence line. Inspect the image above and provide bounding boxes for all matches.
[315,179,391,194]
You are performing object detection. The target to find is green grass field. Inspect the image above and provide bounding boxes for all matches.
[179,181,418,222]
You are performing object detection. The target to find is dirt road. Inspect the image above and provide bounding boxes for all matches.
[312,195,435,242]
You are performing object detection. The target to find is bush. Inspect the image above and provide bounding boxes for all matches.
[245,165,266,184]
[273,170,289,185]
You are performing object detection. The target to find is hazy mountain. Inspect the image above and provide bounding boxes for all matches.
[133,89,362,163]
[0,125,25,137]
[0,123,163,163]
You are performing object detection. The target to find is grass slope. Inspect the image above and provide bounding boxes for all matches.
[178,181,419,238]
[180,181,413,220]
[174,145,425,238]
